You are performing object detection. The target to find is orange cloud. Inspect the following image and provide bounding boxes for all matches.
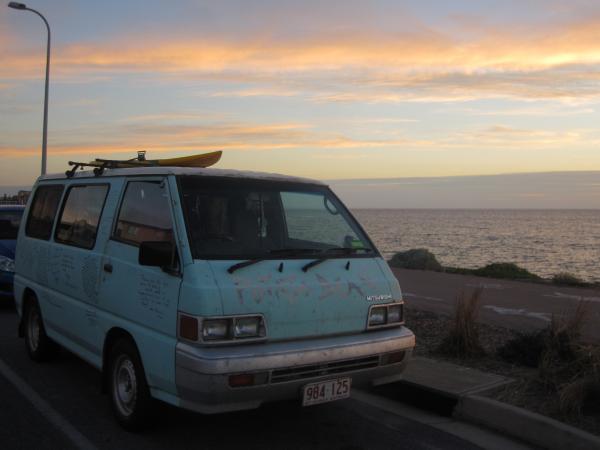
[1,118,593,161]
[0,119,421,159]
[4,16,600,103]
[2,16,600,75]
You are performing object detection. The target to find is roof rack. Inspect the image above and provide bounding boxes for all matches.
[64,150,223,178]
[66,151,150,177]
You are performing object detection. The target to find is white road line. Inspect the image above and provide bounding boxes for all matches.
[483,305,551,322]
[0,357,98,450]
[403,292,445,302]
[543,292,600,303]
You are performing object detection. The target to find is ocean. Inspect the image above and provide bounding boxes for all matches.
[352,209,600,282]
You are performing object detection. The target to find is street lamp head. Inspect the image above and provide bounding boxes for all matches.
[7,2,27,9]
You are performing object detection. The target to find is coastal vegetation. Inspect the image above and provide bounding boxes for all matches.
[388,248,594,286]
[552,272,587,287]
[408,302,600,436]
[497,301,600,416]
[388,248,442,272]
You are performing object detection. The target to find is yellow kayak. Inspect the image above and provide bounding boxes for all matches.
[90,151,222,168]
[156,151,222,168]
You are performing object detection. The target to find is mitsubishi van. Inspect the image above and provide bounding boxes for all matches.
[14,166,415,429]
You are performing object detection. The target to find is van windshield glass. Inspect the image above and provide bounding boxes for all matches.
[178,177,373,260]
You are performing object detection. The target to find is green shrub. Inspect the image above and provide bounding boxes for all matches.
[559,376,600,416]
[473,262,540,280]
[497,330,548,367]
[552,272,587,287]
[388,248,443,271]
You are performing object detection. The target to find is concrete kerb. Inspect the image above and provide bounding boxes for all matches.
[389,357,600,450]
[454,395,600,450]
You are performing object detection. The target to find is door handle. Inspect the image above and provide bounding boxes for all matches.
[103,263,113,273]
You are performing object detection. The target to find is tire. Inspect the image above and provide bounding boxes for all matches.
[107,339,153,430]
[24,298,56,362]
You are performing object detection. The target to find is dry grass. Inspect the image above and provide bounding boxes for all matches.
[538,301,589,387]
[523,300,600,417]
[556,344,600,416]
[437,286,485,358]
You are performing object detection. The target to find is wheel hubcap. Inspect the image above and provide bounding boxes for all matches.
[27,308,40,351]
[113,356,137,417]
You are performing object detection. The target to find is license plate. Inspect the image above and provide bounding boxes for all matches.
[302,377,352,406]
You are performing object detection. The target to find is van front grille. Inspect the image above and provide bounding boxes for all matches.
[270,356,380,383]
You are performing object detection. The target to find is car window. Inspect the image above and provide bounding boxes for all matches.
[55,184,109,249]
[114,181,173,246]
[0,210,24,240]
[25,185,64,240]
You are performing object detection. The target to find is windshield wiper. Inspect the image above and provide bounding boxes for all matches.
[227,248,321,274]
[228,247,374,274]
[301,247,374,272]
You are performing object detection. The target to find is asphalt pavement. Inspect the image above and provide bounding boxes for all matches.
[0,302,487,450]
[393,268,600,342]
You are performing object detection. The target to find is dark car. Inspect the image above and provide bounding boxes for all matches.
[0,205,25,300]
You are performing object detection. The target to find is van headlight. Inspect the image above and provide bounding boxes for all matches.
[202,319,230,341]
[179,313,267,343]
[368,306,387,327]
[367,302,404,329]
[0,255,15,273]
[234,316,264,338]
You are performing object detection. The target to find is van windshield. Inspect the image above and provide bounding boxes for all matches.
[178,177,374,260]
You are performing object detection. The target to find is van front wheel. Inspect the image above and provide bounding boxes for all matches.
[108,339,153,430]
[24,299,56,361]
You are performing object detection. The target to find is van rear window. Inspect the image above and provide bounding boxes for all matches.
[55,184,109,249]
[25,185,64,240]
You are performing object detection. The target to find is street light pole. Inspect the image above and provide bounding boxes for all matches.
[8,2,51,176]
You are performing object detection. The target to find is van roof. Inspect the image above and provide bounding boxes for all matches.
[39,166,325,186]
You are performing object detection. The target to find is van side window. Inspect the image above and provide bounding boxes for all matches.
[114,181,173,246]
[25,185,64,240]
[55,185,109,249]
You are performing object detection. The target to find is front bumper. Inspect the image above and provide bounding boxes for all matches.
[0,271,14,300]
[175,326,415,414]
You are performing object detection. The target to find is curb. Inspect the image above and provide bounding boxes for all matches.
[454,394,600,450]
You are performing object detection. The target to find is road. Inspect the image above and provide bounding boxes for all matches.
[0,302,492,450]
[393,268,600,342]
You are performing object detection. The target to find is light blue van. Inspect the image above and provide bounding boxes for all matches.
[14,166,415,429]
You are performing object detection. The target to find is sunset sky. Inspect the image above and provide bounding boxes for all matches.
[2,0,600,188]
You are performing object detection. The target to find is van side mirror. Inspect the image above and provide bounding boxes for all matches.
[139,241,177,269]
